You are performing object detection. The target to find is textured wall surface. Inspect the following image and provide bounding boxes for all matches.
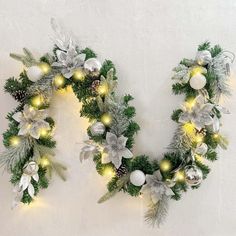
[0,1,236,235]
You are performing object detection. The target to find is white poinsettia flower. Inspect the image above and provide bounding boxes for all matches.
[52,42,86,78]
[102,132,133,169]
[179,95,214,130]
[19,161,39,198]
[141,171,174,204]
[12,105,50,139]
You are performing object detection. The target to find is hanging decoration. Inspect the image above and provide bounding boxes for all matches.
[0,20,233,226]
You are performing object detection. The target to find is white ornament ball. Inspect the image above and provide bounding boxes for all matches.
[27,66,43,82]
[189,74,206,90]
[196,50,212,66]
[90,122,105,136]
[130,170,146,186]
[84,58,102,76]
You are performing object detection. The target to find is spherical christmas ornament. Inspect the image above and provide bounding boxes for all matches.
[130,170,146,186]
[189,73,206,90]
[195,50,212,66]
[84,58,102,77]
[27,66,43,82]
[90,122,105,136]
[184,165,203,186]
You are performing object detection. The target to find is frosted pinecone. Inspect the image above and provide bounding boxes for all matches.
[116,165,128,178]
[12,90,26,102]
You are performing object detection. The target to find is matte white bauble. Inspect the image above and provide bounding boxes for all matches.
[189,73,206,90]
[130,170,146,186]
[27,66,43,82]
[195,50,212,65]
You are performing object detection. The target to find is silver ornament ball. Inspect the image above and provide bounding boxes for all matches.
[90,122,105,136]
[189,73,206,90]
[84,58,102,77]
[196,50,212,66]
[130,170,146,186]
[27,66,43,82]
[184,165,203,186]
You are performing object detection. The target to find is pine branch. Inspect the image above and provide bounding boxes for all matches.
[10,48,37,67]
[109,99,129,136]
[0,137,33,171]
[168,125,192,154]
[98,175,129,203]
[49,161,67,181]
[145,196,169,227]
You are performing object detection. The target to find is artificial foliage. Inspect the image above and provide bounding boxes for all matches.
[0,20,233,227]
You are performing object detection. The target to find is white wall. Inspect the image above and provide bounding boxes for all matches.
[0,1,236,235]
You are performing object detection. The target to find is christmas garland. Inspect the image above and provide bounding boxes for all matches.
[0,20,233,226]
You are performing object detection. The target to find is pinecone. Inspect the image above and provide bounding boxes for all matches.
[116,165,128,178]
[91,80,100,93]
[12,90,26,102]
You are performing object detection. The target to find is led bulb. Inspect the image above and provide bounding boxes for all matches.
[9,136,21,147]
[185,98,196,109]
[31,95,44,108]
[39,63,51,74]
[97,82,109,96]
[101,113,112,126]
[175,170,185,182]
[191,66,205,77]
[103,166,115,178]
[195,134,204,143]
[195,154,204,163]
[53,74,65,88]
[40,157,50,167]
[183,123,195,135]
[73,69,85,81]
[39,128,49,138]
[160,160,172,172]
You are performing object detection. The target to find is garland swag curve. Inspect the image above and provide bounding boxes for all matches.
[0,21,233,226]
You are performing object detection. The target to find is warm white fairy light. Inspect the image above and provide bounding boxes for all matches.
[9,136,21,147]
[31,95,44,108]
[39,63,51,74]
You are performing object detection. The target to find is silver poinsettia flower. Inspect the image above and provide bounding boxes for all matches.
[141,170,174,204]
[172,64,207,84]
[102,132,133,168]
[18,161,39,199]
[52,42,86,78]
[179,95,214,130]
[12,105,50,139]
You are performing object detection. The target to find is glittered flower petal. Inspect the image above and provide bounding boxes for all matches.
[12,112,22,122]
[101,152,111,164]
[28,183,35,198]
[18,123,30,136]
[56,50,67,62]
[19,174,31,191]
[117,136,128,148]
[106,132,117,145]
[119,148,133,159]
[32,174,39,182]
[111,154,121,169]
[29,126,41,139]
